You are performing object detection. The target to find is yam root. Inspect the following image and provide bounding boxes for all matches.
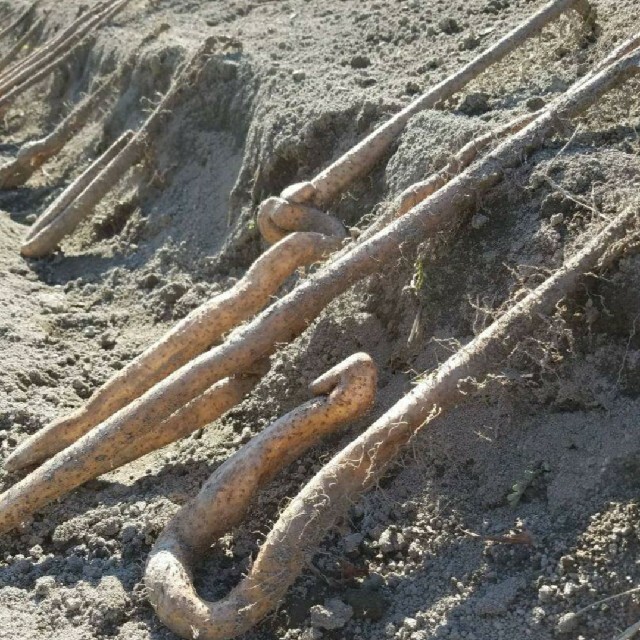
[0,372,261,534]
[7,231,342,469]
[0,1,40,43]
[4,41,638,501]
[0,18,44,75]
[145,353,378,640]
[19,35,233,258]
[0,74,115,189]
[20,129,136,256]
[146,206,638,640]
[271,0,591,212]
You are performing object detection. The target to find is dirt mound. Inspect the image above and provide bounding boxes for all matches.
[0,0,639,639]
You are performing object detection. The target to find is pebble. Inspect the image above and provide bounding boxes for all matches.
[350,54,371,69]
[310,598,353,630]
[555,612,578,634]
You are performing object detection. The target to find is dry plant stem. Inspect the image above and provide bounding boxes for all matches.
[20,36,224,258]
[0,1,40,42]
[151,207,636,640]
[0,18,44,75]
[0,0,117,96]
[7,231,341,470]
[6,44,638,492]
[0,374,260,534]
[298,0,588,208]
[0,75,115,189]
[20,129,135,255]
[145,353,378,640]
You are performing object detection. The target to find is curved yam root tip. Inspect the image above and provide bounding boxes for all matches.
[145,353,377,640]
[257,183,347,245]
[6,231,341,471]
[0,373,261,535]
[155,207,634,640]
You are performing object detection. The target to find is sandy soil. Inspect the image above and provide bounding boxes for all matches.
[0,0,640,639]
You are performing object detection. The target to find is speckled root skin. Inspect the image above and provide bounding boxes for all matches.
[145,353,378,640]
[7,231,342,470]
[7,41,637,492]
[153,206,634,640]
[0,373,260,535]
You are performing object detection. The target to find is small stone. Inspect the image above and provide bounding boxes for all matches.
[538,585,555,603]
[292,69,306,82]
[550,213,564,227]
[378,527,406,554]
[438,17,462,34]
[35,576,56,597]
[555,612,578,634]
[26,213,37,224]
[350,54,371,69]
[310,598,353,630]
[458,92,490,115]
[526,96,546,111]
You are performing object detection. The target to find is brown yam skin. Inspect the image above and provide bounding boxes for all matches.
[145,353,378,640]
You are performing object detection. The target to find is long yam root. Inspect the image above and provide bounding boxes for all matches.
[0,372,261,534]
[0,75,115,189]
[20,129,135,256]
[5,41,638,495]
[0,1,40,43]
[19,35,232,258]
[147,206,638,640]
[145,353,378,640]
[259,0,590,215]
[0,18,44,75]
[7,231,342,469]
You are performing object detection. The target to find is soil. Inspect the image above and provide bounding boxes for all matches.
[0,0,640,639]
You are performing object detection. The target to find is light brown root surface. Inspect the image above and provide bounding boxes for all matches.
[273,0,590,211]
[153,206,637,640]
[19,129,135,257]
[0,75,115,189]
[144,353,378,640]
[19,35,232,258]
[4,42,638,512]
[0,372,260,535]
[6,231,342,470]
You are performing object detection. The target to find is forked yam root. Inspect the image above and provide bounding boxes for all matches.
[149,208,636,640]
[7,231,342,470]
[145,353,378,640]
[0,372,260,534]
